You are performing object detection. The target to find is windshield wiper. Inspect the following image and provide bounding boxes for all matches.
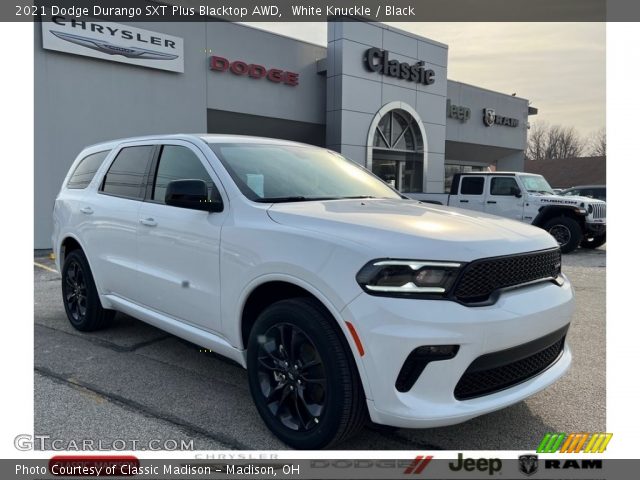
[255,196,340,203]
[334,195,379,199]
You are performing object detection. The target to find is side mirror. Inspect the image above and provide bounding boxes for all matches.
[511,186,522,198]
[165,179,223,212]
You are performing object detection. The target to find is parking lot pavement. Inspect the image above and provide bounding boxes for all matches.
[34,247,606,450]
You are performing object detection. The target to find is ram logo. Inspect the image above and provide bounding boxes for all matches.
[483,108,496,127]
[519,455,538,476]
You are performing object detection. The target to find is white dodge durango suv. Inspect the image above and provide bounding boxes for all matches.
[52,134,574,449]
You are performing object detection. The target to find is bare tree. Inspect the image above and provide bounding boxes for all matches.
[526,122,587,160]
[526,122,547,161]
[587,127,606,156]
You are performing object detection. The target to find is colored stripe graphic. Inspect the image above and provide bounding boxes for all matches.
[404,456,422,474]
[574,433,590,452]
[404,456,433,474]
[414,456,433,474]
[538,433,612,453]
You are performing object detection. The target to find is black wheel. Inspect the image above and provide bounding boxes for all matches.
[247,298,367,449]
[544,216,583,253]
[581,233,606,249]
[61,250,114,331]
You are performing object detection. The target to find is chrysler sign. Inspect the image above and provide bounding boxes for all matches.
[41,17,184,73]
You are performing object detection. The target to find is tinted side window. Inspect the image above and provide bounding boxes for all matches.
[152,146,218,203]
[67,150,110,189]
[490,177,519,196]
[101,146,154,199]
[460,177,484,195]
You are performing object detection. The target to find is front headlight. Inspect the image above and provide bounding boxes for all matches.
[356,259,463,298]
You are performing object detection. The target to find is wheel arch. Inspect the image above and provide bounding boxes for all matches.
[532,205,586,230]
[237,275,372,399]
[58,234,108,302]
[59,234,86,267]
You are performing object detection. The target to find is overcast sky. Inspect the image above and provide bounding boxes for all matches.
[244,22,605,138]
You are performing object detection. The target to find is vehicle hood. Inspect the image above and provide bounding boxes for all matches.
[267,199,558,261]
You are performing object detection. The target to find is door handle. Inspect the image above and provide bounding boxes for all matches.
[459,200,469,203]
[486,201,497,204]
[139,217,158,227]
[80,207,93,215]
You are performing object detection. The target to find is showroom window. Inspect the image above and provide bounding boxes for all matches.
[371,109,424,193]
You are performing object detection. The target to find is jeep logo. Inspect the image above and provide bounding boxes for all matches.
[449,453,502,475]
[447,99,470,122]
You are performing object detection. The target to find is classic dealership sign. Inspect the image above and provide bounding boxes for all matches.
[41,16,184,73]
[364,47,435,85]
[209,55,299,86]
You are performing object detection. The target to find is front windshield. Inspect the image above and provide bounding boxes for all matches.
[209,143,402,202]
[520,175,554,194]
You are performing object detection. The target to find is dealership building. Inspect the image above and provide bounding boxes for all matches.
[35,18,535,248]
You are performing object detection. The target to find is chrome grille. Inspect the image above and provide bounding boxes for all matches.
[591,203,606,220]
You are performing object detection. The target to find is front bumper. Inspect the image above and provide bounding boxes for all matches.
[586,222,606,236]
[342,275,575,428]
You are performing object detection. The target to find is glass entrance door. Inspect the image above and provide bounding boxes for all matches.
[371,109,424,193]
[372,150,423,192]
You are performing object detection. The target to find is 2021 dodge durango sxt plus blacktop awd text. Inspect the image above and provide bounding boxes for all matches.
[53,135,574,449]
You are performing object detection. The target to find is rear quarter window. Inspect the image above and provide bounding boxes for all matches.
[67,150,110,189]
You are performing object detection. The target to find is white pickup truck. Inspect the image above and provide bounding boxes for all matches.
[416,172,606,253]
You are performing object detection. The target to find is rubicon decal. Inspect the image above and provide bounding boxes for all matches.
[537,432,613,453]
[210,56,299,86]
[41,16,184,73]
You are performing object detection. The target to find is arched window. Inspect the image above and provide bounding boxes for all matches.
[373,110,424,152]
[371,109,424,193]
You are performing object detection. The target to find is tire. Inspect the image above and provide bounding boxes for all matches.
[581,234,606,249]
[543,216,583,254]
[61,250,115,331]
[247,298,367,449]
